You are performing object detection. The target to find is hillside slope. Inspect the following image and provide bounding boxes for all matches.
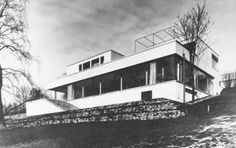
[0,87,236,148]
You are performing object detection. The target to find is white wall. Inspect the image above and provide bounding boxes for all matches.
[66,51,112,75]
[26,99,64,116]
[69,81,179,109]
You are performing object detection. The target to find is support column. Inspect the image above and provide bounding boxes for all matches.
[67,84,74,100]
[149,62,156,84]
[99,82,102,94]
[183,54,186,103]
[145,71,148,85]
[177,63,180,81]
[82,86,84,98]
[120,77,123,90]
[54,91,57,100]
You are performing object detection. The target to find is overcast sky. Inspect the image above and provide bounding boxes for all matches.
[27,0,236,87]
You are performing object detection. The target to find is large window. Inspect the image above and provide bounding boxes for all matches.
[72,54,212,99]
[156,56,176,82]
[195,70,212,94]
[122,63,149,89]
[100,73,114,93]
[74,82,83,98]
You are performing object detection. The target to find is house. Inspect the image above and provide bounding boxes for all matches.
[26,26,220,116]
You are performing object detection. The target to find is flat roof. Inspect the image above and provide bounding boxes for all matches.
[67,49,124,67]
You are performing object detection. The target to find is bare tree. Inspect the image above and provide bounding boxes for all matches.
[4,86,49,116]
[174,1,212,43]
[173,1,213,101]
[0,0,32,127]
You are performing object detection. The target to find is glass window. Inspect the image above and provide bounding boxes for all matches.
[83,79,93,97]
[100,56,104,64]
[72,55,182,99]
[113,71,122,91]
[83,62,90,70]
[156,56,176,82]
[195,70,212,94]
[100,73,113,93]
[92,76,100,95]
[79,64,82,71]
[122,64,147,89]
[91,58,99,67]
[74,82,83,98]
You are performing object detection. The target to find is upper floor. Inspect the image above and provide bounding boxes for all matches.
[66,50,124,75]
[47,39,219,90]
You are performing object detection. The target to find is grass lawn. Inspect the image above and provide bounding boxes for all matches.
[1,113,236,148]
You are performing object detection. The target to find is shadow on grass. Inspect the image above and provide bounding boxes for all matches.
[0,114,218,148]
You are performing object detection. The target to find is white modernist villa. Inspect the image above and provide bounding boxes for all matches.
[26,27,220,116]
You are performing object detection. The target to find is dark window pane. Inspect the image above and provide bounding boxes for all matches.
[79,65,82,71]
[92,76,100,95]
[100,73,113,93]
[113,71,122,91]
[212,54,218,69]
[196,70,212,94]
[156,56,176,82]
[91,58,99,67]
[100,56,104,64]
[83,62,90,70]
[74,82,82,98]
[83,79,93,97]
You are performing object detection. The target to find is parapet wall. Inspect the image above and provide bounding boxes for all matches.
[7,98,185,128]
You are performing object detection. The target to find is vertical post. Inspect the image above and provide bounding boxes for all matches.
[152,33,155,46]
[120,77,123,90]
[82,86,84,98]
[145,71,148,85]
[0,65,5,127]
[183,54,186,103]
[177,63,180,81]
[54,91,57,100]
[192,55,195,101]
[161,67,164,80]
[207,104,210,113]
[99,82,102,94]
[67,84,74,100]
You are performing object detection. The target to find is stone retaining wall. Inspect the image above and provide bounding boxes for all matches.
[6,98,185,128]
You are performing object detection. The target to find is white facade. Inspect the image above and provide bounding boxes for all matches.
[26,39,219,116]
[26,99,64,116]
[66,50,124,75]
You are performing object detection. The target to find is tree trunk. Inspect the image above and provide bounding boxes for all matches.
[0,65,5,127]
[184,42,196,101]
